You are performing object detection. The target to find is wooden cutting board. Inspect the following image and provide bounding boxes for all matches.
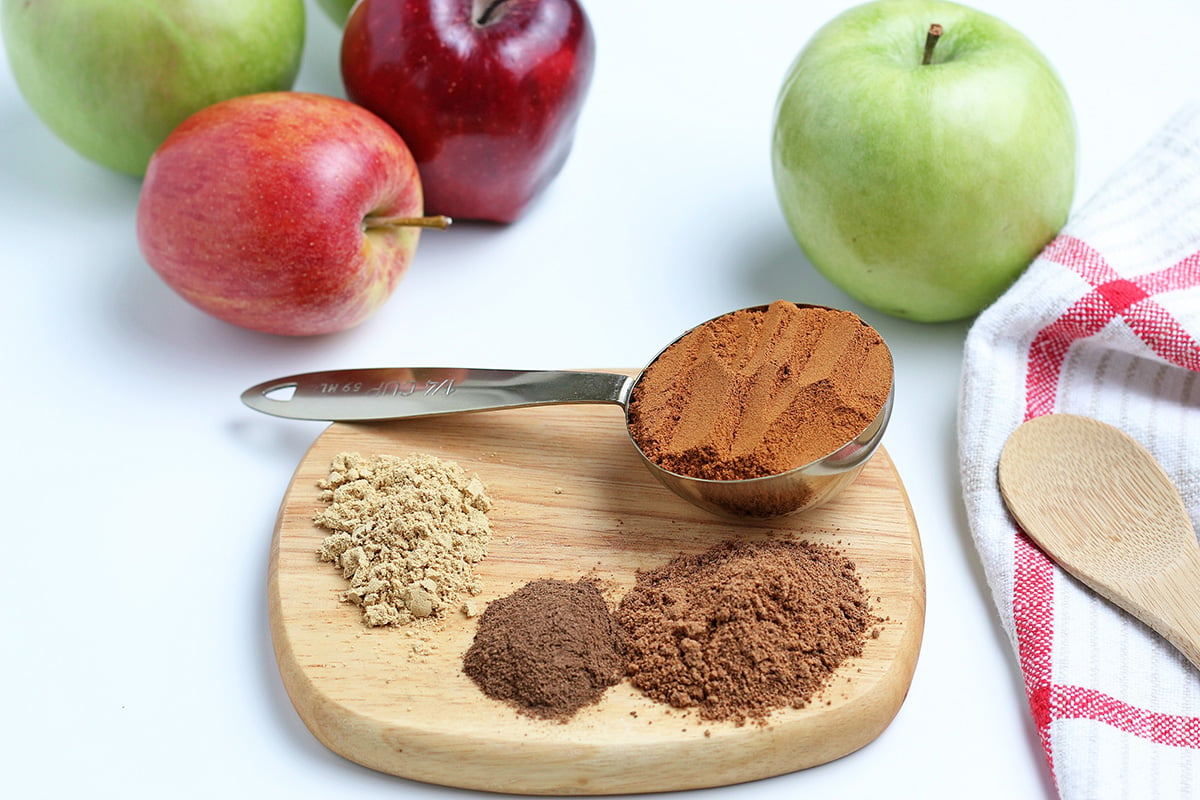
[267,376,925,795]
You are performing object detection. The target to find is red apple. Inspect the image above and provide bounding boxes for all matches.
[340,0,596,223]
[136,92,448,336]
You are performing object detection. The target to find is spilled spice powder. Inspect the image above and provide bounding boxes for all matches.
[616,538,879,725]
[626,300,892,480]
[463,578,625,722]
[314,452,493,628]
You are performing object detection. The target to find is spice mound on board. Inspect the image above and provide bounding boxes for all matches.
[626,300,892,480]
[463,578,625,722]
[616,538,879,726]
[313,452,493,628]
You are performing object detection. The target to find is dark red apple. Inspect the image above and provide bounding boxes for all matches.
[340,0,596,223]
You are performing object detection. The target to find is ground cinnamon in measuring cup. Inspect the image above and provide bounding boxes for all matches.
[616,538,879,725]
[626,300,891,480]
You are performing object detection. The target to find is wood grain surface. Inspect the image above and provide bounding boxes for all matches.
[998,413,1200,671]
[267,383,925,795]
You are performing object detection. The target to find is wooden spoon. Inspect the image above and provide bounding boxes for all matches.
[997,413,1200,671]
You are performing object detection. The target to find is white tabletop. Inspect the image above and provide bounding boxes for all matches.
[3,1,1196,797]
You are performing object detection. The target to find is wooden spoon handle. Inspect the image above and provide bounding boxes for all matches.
[1139,550,1200,672]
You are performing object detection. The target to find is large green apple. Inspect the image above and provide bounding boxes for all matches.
[1,0,305,177]
[771,0,1076,322]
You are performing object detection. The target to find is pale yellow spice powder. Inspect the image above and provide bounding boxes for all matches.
[314,452,493,628]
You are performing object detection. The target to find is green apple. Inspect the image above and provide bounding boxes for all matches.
[316,0,359,26]
[1,0,306,176]
[771,0,1076,322]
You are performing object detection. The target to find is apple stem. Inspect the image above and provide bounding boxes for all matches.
[476,0,507,25]
[366,214,453,232]
[922,24,943,65]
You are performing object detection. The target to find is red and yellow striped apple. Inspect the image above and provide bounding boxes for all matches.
[136,92,448,336]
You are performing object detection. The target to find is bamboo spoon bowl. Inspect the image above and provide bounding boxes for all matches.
[997,413,1200,671]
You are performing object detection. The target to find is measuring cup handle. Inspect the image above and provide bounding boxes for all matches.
[241,367,635,421]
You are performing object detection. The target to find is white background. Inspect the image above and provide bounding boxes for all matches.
[2,0,1197,797]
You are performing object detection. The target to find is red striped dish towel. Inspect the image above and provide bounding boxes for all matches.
[959,102,1200,798]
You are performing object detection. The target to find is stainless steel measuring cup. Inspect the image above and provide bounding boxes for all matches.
[241,305,893,518]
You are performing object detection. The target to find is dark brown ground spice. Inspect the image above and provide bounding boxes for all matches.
[616,538,879,726]
[462,578,625,722]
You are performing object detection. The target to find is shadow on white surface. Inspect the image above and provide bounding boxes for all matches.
[0,103,140,212]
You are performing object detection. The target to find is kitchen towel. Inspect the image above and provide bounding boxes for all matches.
[959,102,1200,799]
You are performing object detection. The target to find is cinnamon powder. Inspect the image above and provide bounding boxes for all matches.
[626,300,892,480]
[616,538,879,725]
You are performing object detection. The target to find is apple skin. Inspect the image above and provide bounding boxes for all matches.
[341,0,596,223]
[1,0,306,177]
[137,92,431,336]
[771,0,1076,322]
[316,0,360,25]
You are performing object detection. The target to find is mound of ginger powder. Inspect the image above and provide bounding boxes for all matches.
[626,300,892,480]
